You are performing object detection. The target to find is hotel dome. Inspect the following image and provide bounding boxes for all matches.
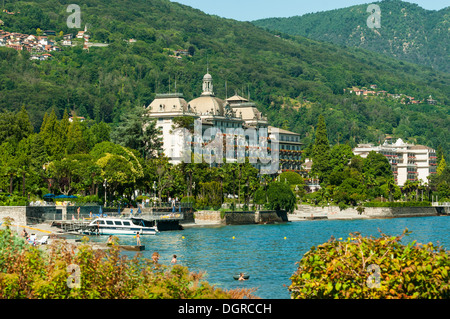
[188,72,226,116]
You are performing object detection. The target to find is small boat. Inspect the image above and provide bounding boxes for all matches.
[233,273,250,280]
[82,217,158,235]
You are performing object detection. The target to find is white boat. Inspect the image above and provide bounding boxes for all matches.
[82,217,158,235]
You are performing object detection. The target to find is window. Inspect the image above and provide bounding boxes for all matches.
[97,220,105,225]
[114,221,122,226]
[106,220,113,225]
[123,221,131,226]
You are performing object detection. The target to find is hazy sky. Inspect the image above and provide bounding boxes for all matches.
[170,0,448,21]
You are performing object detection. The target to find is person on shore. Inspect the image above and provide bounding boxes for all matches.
[171,254,177,264]
[28,233,36,246]
[107,235,113,246]
[21,228,28,239]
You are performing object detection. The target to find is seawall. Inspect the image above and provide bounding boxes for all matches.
[193,210,287,226]
[292,204,440,220]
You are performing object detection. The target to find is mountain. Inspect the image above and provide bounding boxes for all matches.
[253,0,450,73]
[0,0,449,155]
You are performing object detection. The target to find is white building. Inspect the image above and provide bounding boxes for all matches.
[353,138,437,186]
[146,72,302,174]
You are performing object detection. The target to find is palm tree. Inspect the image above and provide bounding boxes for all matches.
[387,178,395,202]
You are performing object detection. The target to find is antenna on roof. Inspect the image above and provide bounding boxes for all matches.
[225,80,228,100]
[175,76,177,93]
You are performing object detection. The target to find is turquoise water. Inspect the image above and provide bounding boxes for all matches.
[91,216,450,299]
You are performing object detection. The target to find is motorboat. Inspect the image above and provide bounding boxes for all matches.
[82,217,158,235]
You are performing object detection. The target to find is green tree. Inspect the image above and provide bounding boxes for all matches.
[266,181,296,212]
[0,106,33,147]
[90,141,145,200]
[311,115,331,183]
[278,171,304,186]
[112,106,163,159]
[39,109,66,160]
[362,151,393,186]
[329,144,354,173]
[90,121,111,145]
[66,117,89,155]
[147,157,174,202]
[437,156,446,176]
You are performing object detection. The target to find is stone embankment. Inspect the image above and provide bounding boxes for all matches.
[291,204,440,221]
[183,210,288,227]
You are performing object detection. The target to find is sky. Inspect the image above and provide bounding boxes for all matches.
[170,0,449,21]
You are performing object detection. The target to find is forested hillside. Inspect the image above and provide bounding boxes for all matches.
[253,0,450,73]
[0,0,449,154]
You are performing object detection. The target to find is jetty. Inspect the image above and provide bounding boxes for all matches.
[70,239,146,251]
[44,203,194,233]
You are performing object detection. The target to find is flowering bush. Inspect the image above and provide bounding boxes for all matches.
[289,229,450,299]
[0,227,257,299]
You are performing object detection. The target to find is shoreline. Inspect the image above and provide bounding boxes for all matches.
[4,206,447,240]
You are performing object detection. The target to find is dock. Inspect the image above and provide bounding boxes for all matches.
[63,238,146,251]
[51,220,91,233]
[91,243,146,251]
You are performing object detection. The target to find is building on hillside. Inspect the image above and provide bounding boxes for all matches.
[353,138,437,187]
[145,72,302,174]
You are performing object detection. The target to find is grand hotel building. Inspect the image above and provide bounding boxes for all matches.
[145,72,302,174]
[353,138,437,186]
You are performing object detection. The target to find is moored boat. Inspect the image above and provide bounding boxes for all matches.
[82,217,158,235]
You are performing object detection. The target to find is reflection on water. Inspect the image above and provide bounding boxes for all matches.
[87,216,450,299]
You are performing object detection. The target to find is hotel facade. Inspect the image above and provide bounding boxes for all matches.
[145,73,302,174]
[353,138,437,187]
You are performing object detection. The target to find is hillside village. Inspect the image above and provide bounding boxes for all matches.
[345,85,438,105]
[0,29,65,60]
[0,23,107,60]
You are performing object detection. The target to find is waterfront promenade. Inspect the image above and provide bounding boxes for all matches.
[4,203,447,244]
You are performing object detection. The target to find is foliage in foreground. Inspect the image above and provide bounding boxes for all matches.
[0,228,258,299]
[289,229,450,299]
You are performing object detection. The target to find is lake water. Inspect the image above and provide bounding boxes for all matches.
[92,216,450,299]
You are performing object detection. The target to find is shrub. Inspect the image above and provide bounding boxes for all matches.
[278,171,305,186]
[0,194,28,206]
[74,195,102,205]
[0,229,258,299]
[363,201,431,208]
[181,196,196,205]
[289,229,450,299]
[267,182,296,212]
